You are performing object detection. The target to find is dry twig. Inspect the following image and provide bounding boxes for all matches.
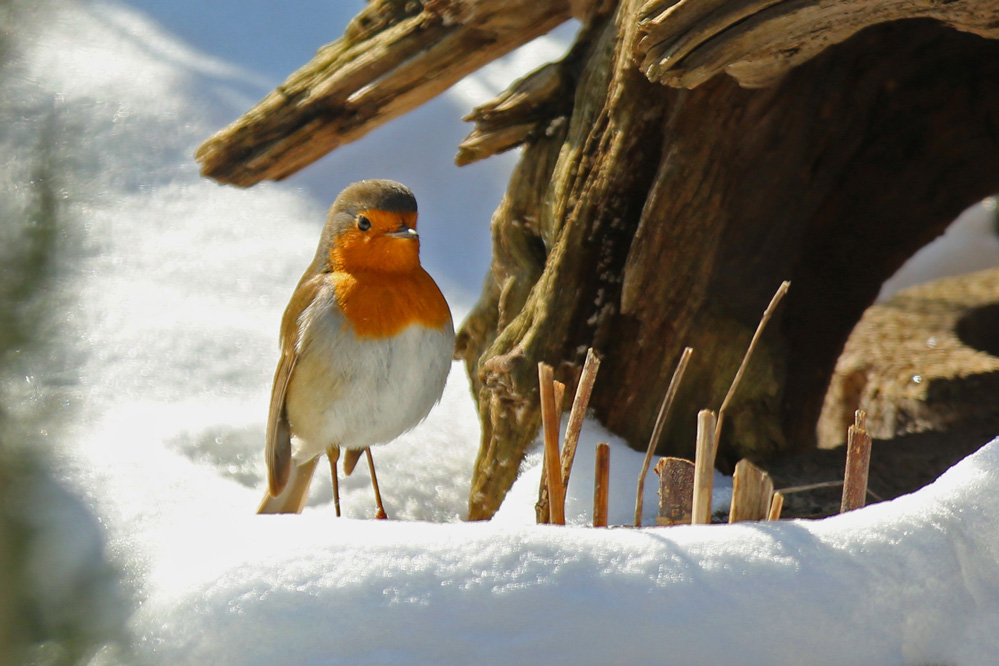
[635,347,693,526]
[715,281,790,447]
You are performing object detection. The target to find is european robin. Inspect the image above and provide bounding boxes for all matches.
[257,179,454,517]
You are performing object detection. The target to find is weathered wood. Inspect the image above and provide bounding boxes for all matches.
[729,459,775,523]
[457,60,575,166]
[635,346,693,526]
[638,0,999,89]
[691,409,718,525]
[840,410,872,513]
[195,0,573,185]
[593,442,611,527]
[461,0,673,520]
[462,14,999,520]
[655,456,695,526]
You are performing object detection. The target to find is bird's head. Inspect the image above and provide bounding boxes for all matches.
[321,179,421,274]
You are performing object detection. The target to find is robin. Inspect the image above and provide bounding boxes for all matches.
[257,179,454,517]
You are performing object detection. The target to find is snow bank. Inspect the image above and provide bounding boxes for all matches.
[8,1,999,665]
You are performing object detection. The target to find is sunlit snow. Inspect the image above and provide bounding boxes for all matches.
[10,1,999,664]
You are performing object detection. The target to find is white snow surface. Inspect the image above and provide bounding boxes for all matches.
[13,1,999,664]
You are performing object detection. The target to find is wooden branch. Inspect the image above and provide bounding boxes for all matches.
[635,347,693,526]
[840,410,872,513]
[196,0,573,185]
[538,363,566,525]
[691,409,718,525]
[638,0,999,89]
[728,459,774,523]
[714,281,789,449]
[655,457,695,526]
[593,442,610,527]
[457,61,574,166]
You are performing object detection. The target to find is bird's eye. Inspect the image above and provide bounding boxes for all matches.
[357,215,372,232]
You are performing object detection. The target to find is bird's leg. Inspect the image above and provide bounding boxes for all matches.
[326,446,341,517]
[365,447,388,520]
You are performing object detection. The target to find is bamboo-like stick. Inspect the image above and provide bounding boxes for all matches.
[538,363,566,525]
[841,410,873,513]
[715,281,790,446]
[560,349,601,490]
[635,346,694,526]
[536,375,567,524]
[768,491,785,521]
[728,459,774,523]
[691,409,718,525]
[593,442,610,527]
[655,457,695,526]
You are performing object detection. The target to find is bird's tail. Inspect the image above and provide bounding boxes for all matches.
[257,456,319,514]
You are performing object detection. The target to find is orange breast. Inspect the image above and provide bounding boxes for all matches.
[331,268,451,338]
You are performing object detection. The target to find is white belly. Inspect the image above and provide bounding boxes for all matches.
[284,288,454,462]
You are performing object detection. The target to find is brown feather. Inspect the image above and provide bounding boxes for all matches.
[264,273,323,497]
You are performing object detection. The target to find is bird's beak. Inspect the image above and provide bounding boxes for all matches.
[386,223,419,240]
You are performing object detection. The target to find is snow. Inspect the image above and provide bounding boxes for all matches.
[7,1,999,664]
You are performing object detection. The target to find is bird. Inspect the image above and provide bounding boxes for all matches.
[257,179,454,517]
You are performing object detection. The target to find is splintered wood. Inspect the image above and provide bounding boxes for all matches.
[655,457,694,526]
[728,460,774,523]
[841,410,873,513]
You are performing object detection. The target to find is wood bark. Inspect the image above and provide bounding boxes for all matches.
[194,0,999,521]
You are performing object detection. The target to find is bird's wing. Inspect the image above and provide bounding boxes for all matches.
[265,348,296,496]
[265,274,322,497]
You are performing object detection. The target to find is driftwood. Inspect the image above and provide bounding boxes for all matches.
[196,0,999,520]
[196,0,573,185]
